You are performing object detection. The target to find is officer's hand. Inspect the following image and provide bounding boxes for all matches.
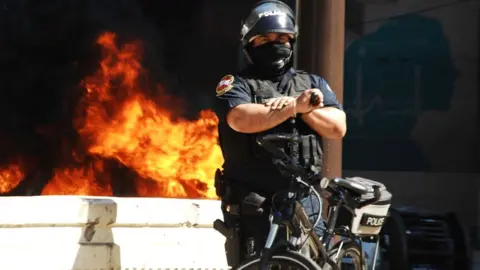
[295,89,324,113]
[265,96,296,110]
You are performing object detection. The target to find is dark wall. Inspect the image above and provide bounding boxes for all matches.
[0,0,255,169]
[1,0,475,174]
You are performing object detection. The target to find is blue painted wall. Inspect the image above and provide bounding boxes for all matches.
[343,14,457,171]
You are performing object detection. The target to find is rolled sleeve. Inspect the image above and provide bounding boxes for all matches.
[309,74,343,110]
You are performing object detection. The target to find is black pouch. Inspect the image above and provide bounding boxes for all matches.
[214,168,225,197]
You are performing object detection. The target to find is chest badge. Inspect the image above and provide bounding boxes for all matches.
[216,74,235,96]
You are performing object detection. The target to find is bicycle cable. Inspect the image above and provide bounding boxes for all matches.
[296,177,324,248]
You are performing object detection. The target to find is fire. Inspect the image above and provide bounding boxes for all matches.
[43,159,113,196]
[0,163,24,194]
[0,32,224,199]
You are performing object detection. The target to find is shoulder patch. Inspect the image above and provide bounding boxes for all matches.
[216,75,235,96]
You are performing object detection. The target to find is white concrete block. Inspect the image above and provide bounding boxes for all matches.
[0,196,228,270]
[0,196,117,226]
[0,242,112,270]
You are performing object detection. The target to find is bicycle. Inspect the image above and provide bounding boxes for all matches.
[233,133,391,270]
[214,93,391,269]
[234,132,334,270]
[319,176,391,270]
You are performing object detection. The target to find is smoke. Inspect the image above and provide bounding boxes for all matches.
[0,0,171,170]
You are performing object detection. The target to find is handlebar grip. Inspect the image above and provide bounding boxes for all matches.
[310,93,321,106]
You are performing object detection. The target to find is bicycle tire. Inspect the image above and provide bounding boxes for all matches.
[323,240,367,270]
[236,250,323,270]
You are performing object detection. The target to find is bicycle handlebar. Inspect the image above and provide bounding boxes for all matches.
[257,133,301,143]
[255,91,321,175]
[325,179,382,215]
[256,133,319,184]
[257,134,382,210]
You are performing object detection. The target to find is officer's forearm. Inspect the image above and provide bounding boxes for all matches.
[226,103,294,133]
[301,107,347,139]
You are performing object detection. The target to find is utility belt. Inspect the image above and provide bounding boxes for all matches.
[215,169,266,218]
[214,162,322,266]
[214,169,270,266]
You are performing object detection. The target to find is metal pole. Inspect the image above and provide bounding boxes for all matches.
[292,0,301,69]
[296,0,315,72]
[299,0,345,178]
[297,0,345,220]
[317,0,345,179]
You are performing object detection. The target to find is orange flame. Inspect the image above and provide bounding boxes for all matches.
[0,163,24,194]
[42,159,113,196]
[1,32,223,199]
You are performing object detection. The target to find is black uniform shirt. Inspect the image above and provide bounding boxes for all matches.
[214,68,342,191]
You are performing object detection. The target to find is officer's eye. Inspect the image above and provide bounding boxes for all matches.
[254,36,269,46]
[279,35,290,43]
[279,34,294,43]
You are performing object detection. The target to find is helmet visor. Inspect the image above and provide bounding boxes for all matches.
[247,15,296,40]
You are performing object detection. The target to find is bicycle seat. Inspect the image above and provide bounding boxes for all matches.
[332,177,371,195]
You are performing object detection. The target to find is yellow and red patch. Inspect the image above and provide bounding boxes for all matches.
[216,74,234,96]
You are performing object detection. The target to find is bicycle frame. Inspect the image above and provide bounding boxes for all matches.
[258,178,339,270]
[322,187,382,269]
[254,130,383,269]
[258,184,382,270]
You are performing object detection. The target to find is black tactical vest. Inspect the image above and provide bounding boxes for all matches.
[243,70,324,171]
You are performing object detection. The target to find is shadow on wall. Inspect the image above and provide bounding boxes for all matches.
[343,14,459,172]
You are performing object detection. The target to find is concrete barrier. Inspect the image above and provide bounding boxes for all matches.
[0,196,228,270]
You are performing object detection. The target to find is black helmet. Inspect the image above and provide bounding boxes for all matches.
[240,0,297,47]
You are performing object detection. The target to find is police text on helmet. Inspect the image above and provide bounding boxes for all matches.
[258,10,286,18]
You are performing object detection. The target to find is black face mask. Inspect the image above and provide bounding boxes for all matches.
[246,42,293,75]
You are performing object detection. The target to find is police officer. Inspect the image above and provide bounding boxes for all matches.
[213,0,346,267]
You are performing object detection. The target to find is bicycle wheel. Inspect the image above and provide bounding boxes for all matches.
[324,240,367,270]
[236,250,323,270]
